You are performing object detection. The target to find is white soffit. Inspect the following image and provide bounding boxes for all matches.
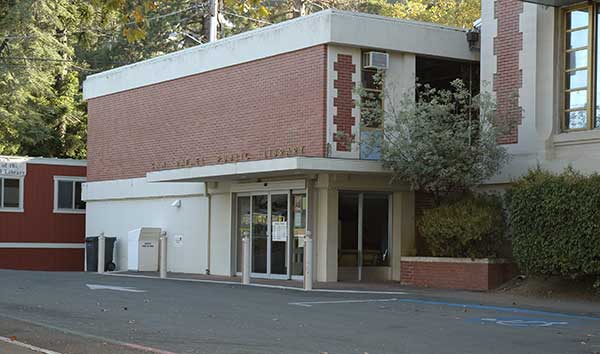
[83,10,477,100]
[146,157,391,183]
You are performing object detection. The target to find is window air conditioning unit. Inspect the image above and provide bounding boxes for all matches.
[363,51,389,70]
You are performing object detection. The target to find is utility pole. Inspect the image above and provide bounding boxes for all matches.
[292,0,306,18]
[209,0,218,42]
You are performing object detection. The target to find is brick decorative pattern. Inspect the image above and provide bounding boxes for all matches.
[332,54,356,152]
[87,45,328,181]
[400,260,518,291]
[493,0,524,144]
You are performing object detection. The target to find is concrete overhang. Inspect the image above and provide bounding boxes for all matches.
[83,9,478,100]
[146,157,392,183]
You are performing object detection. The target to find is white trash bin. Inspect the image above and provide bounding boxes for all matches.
[127,227,161,271]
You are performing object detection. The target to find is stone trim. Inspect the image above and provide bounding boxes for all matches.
[400,256,511,264]
[333,54,356,152]
[493,0,524,145]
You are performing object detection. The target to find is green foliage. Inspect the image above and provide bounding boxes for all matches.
[0,0,92,158]
[418,194,507,258]
[506,168,600,278]
[379,80,510,204]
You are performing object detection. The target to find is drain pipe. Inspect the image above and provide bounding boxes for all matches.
[205,191,211,275]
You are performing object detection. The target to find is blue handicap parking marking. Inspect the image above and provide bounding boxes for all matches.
[470,317,571,328]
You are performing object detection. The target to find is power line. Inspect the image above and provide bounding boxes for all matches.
[220,11,272,25]
[1,56,126,65]
[0,3,209,41]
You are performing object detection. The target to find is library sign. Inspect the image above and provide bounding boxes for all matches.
[151,145,306,171]
[0,157,27,177]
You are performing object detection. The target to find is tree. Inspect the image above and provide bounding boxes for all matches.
[366,80,510,204]
[0,0,95,158]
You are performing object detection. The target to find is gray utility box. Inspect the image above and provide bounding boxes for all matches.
[127,227,161,271]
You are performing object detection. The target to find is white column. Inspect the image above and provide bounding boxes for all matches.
[304,230,313,291]
[242,232,251,285]
[159,232,168,279]
[316,182,338,282]
[97,233,105,274]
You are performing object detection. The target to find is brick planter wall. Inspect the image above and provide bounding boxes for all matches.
[400,257,517,291]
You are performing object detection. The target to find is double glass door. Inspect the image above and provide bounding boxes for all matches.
[237,192,306,279]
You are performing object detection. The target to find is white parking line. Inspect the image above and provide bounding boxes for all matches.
[0,335,63,354]
[289,298,398,307]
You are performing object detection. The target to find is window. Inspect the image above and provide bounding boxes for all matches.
[563,5,600,130]
[0,177,23,211]
[360,55,384,160]
[54,177,85,213]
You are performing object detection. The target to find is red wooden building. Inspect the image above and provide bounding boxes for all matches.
[0,156,86,271]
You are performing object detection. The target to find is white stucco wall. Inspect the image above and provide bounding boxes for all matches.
[208,192,234,276]
[83,178,209,274]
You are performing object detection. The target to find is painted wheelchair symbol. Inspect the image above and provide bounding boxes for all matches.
[480,318,568,327]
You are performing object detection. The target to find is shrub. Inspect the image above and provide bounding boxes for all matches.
[417,194,506,258]
[506,168,600,278]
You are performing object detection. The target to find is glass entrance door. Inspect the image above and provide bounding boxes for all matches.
[251,195,269,274]
[338,192,391,281]
[237,192,298,279]
[270,193,288,277]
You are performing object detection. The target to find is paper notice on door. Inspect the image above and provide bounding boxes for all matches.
[272,221,288,242]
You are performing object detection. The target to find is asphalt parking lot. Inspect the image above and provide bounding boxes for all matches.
[0,270,598,354]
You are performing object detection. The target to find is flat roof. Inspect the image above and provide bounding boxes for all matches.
[84,9,478,100]
[0,155,87,167]
[146,157,391,182]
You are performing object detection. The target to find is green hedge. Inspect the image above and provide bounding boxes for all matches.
[506,168,600,277]
[418,194,506,258]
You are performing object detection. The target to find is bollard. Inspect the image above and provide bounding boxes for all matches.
[159,232,168,279]
[242,231,250,285]
[304,230,313,291]
[97,232,105,274]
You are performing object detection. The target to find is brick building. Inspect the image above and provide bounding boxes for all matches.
[0,156,86,271]
[83,10,479,282]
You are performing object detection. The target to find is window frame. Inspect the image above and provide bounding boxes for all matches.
[562,3,596,131]
[53,176,86,214]
[0,177,24,213]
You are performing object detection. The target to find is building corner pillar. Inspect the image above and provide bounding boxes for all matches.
[391,191,416,281]
[315,176,338,282]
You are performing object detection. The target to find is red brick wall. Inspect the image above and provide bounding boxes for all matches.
[493,0,523,144]
[400,259,516,291]
[87,45,328,182]
[333,54,356,152]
